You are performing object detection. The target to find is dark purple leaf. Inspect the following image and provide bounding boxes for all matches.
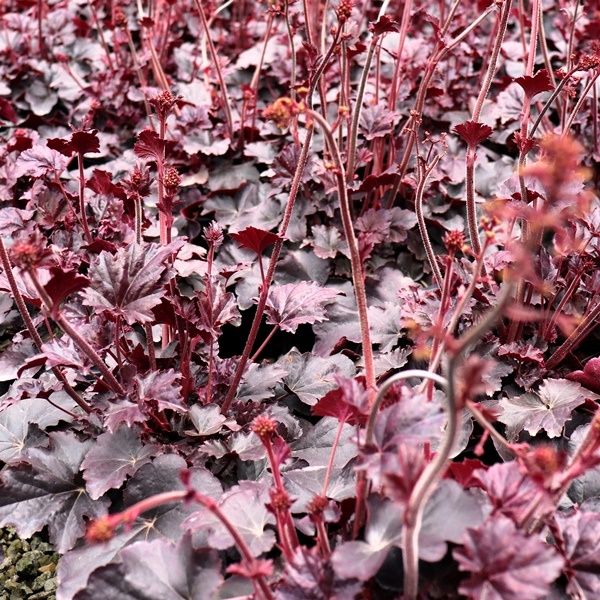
[0,395,76,463]
[369,15,400,35]
[359,104,400,141]
[279,349,355,406]
[454,514,564,600]
[0,431,109,552]
[48,130,100,157]
[15,145,68,177]
[73,534,222,600]
[135,369,185,413]
[265,282,339,333]
[0,208,34,235]
[44,267,89,308]
[81,425,157,500]
[474,461,553,524]
[81,242,182,324]
[276,547,362,599]
[332,496,402,580]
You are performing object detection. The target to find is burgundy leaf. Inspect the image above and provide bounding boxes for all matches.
[230,225,281,255]
[47,137,74,157]
[454,120,494,147]
[514,69,554,98]
[312,376,369,425]
[454,514,564,600]
[70,130,100,155]
[566,357,600,394]
[86,169,126,199]
[369,15,400,36]
[44,267,89,308]
[134,129,167,162]
[0,97,18,123]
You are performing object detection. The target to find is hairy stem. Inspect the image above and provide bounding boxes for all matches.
[307,109,375,396]
[414,155,443,289]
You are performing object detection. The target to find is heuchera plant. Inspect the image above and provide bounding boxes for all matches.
[1,0,600,598]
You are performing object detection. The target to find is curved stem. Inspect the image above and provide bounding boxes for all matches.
[403,282,513,600]
[192,0,234,139]
[365,370,448,446]
[77,153,93,244]
[221,129,314,415]
[472,0,512,122]
[307,109,375,396]
[414,155,443,289]
[346,36,377,183]
[562,72,600,134]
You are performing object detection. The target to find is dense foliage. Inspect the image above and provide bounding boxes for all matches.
[1,0,600,598]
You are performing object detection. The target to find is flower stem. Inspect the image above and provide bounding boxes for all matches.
[192,0,234,139]
[77,153,93,244]
[306,109,375,397]
[414,154,443,289]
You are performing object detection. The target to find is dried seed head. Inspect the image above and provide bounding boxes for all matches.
[443,230,466,256]
[9,233,51,270]
[263,97,302,129]
[307,494,328,515]
[269,489,291,510]
[150,91,179,119]
[86,516,115,543]
[336,0,353,22]
[163,167,181,191]
[251,415,278,439]
[112,8,127,28]
[203,221,224,248]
